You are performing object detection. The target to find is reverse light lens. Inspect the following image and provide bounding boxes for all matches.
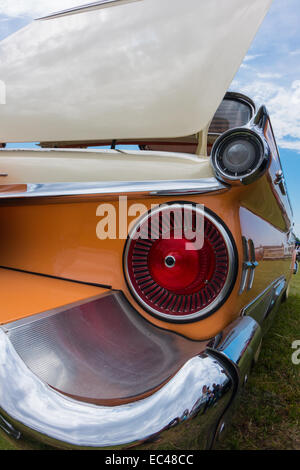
[222,140,257,174]
[124,204,236,322]
[211,129,266,182]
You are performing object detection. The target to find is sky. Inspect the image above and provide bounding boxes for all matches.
[230,0,300,235]
[0,0,300,234]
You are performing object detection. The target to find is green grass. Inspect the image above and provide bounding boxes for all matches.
[0,274,299,450]
[216,272,300,450]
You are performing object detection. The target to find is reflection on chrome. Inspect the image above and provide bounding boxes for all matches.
[37,1,143,21]
[0,302,264,449]
[0,328,232,449]
[0,178,226,199]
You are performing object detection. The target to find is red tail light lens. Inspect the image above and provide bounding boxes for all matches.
[124,204,236,322]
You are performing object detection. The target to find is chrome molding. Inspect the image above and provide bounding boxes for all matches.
[254,106,294,218]
[36,0,142,21]
[274,170,287,196]
[0,179,226,200]
[241,276,286,328]
[0,414,21,440]
[247,239,257,290]
[239,237,258,294]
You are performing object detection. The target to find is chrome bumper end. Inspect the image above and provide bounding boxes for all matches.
[0,316,262,449]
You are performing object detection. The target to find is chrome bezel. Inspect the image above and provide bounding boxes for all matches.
[124,203,237,323]
[211,128,270,186]
[208,91,256,138]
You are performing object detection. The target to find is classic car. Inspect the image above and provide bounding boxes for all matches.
[0,0,297,450]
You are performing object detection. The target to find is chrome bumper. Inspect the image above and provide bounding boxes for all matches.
[0,316,262,450]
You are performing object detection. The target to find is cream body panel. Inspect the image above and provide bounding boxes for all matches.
[0,0,272,142]
[0,149,213,184]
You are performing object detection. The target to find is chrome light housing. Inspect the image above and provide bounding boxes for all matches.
[211,128,270,185]
[124,203,237,323]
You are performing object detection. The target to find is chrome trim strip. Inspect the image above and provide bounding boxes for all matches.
[247,239,258,290]
[241,275,286,327]
[294,261,299,275]
[239,237,250,294]
[274,170,287,196]
[239,237,258,294]
[0,327,233,449]
[0,179,226,200]
[36,0,142,21]
[0,414,21,440]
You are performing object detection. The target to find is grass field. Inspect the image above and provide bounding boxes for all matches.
[0,273,299,451]
[216,271,300,450]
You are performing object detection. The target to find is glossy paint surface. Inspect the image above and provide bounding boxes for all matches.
[0,138,294,339]
[0,268,106,324]
[0,191,241,338]
[239,207,293,306]
[0,120,293,340]
[0,148,214,183]
[237,116,294,310]
[0,0,272,142]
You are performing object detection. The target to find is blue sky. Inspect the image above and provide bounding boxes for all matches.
[0,0,300,234]
[230,0,300,235]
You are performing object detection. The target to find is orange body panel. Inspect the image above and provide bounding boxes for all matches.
[0,268,106,324]
[0,183,292,339]
[0,118,294,338]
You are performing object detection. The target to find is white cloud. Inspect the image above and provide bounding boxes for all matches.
[277,140,300,152]
[294,222,300,236]
[244,54,264,62]
[257,72,283,79]
[232,79,300,153]
[0,1,82,18]
[240,64,251,70]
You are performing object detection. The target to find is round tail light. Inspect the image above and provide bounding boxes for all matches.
[124,204,237,322]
